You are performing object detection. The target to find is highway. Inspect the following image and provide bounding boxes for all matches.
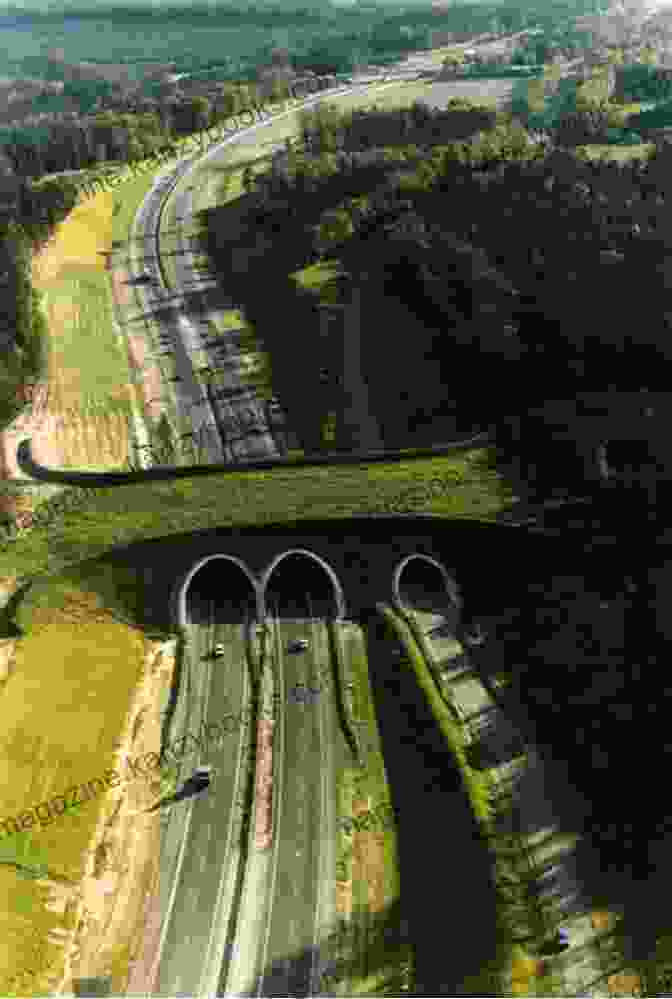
[148,594,256,997]
[223,604,355,998]
[128,79,392,467]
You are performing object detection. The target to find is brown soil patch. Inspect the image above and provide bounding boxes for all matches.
[126,334,163,425]
[607,971,642,996]
[127,333,148,371]
[591,910,616,932]
[46,638,178,997]
[355,831,386,912]
[109,264,133,312]
[335,880,352,917]
[255,720,274,851]
[351,798,387,913]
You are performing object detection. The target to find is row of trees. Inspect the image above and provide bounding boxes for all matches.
[0,68,346,182]
[0,90,232,432]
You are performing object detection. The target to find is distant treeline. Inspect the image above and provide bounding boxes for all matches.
[0,177,81,431]
[0,78,282,177]
[6,0,600,88]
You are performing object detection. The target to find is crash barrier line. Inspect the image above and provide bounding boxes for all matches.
[0,711,262,839]
[16,429,493,486]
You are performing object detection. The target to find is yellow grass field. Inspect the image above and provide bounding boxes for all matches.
[0,569,158,997]
[0,176,174,994]
[26,189,134,473]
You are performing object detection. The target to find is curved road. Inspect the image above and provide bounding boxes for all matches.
[129,80,387,466]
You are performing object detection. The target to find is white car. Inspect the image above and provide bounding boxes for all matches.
[213,643,226,658]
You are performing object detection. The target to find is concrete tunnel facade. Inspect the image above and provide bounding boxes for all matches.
[260,548,346,620]
[170,553,263,628]
[392,553,463,615]
[170,549,347,629]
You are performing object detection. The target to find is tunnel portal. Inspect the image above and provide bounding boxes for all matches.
[261,549,345,620]
[174,554,260,628]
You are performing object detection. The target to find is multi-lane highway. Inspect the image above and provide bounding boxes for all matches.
[223,607,358,998]
[150,595,256,996]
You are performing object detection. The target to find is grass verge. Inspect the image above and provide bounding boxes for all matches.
[331,619,411,996]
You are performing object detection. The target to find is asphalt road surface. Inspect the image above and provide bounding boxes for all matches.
[150,596,254,997]
[223,609,352,998]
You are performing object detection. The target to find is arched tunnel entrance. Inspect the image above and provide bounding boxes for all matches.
[393,554,461,618]
[262,550,345,620]
[173,554,261,629]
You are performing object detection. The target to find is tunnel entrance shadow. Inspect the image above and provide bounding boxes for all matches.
[184,556,258,628]
[262,550,344,620]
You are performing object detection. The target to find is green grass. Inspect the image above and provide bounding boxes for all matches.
[46,267,131,413]
[378,603,495,828]
[331,616,408,996]
[575,141,656,161]
[110,168,165,247]
[1,444,509,585]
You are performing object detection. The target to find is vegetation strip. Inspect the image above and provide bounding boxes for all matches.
[15,431,492,486]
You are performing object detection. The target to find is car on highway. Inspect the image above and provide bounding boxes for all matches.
[289,683,320,704]
[286,638,310,653]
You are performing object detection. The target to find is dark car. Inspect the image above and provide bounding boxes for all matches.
[286,638,309,654]
[289,684,320,704]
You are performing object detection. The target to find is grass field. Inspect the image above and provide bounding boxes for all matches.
[0,564,155,997]
[28,192,134,473]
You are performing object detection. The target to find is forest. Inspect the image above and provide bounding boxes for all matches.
[188,102,672,956]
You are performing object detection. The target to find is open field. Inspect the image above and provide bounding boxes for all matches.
[17,193,135,475]
[0,566,167,997]
[424,78,511,110]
